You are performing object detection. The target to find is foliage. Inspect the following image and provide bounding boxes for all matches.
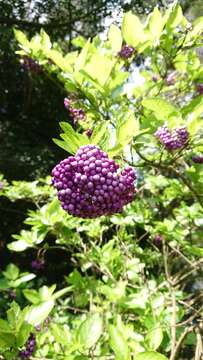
[0,2,203,359]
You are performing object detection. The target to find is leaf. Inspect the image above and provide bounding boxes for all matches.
[108,24,122,52]
[147,8,164,41]
[16,321,32,347]
[135,351,168,360]
[25,299,54,326]
[7,302,21,327]
[3,263,19,281]
[182,96,203,122]
[40,29,52,51]
[0,320,12,333]
[13,273,36,287]
[83,53,115,86]
[90,123,109,148]
[122,12,146,47]
[7,239,31,252]
[116,112,139,147]
[142,98,181,125]
[74,39,90,72]
[23,289,41,304]
[109,325,130,360]
[145,327,163,350]
[49,50,72,72]
[166,3,183,29]
[76,313,103,349]
[190,17,203,37]
[14,29,30,49]
[54,122,88,154]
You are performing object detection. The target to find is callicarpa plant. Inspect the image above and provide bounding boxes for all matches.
[0,2,203,360]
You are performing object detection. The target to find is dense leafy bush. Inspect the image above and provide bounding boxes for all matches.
[0,2,203,359]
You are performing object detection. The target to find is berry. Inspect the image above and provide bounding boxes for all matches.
[85,128,93,138]
[19,333,36,359]
[64,97,86,123]
[166,71,176,86]
[154,234,162,247]
[152,75,158,82]
[0,181,4,190]
[31,259,44,271]
[192,155,203,163]
[155,125,189,150]
[20,57,41,75]
[196,84,203,95]
[118,45,134,59]
[52,145,137,218]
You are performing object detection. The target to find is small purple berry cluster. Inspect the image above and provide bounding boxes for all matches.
[154,234,162,247]
[64,97,85,123]
[52,145,136,218]
[192,155,203,163]
[31,259,45,271]
[19,333,36,359]
[118,45,134,59]
[85,128,93,138]
[20,57,41,75]
[166,71,176,86]
[196,84,203,95]
[155,125,189,150]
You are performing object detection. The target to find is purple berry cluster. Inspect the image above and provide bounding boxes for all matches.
[20,57,41,75]
[192,155,203,163]
[118,45,134,59]
[196,84,203,95]
[166,71,176,86]
[85,128,93,138]
[31,259,45,271]
[154,234,162,247]
[19,333,36,359]
[155,125,189,150]
[52,145,136,218]
[64,97,85,123]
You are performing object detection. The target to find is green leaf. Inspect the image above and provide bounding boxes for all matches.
[0,320,12,333]
[59,122,89,153]
[7,239,30,252]
[145,327,163,350]
[147,8,164,41]
[116,112,139,147]
[190,17,203,37]
[90,123,109,148]
[14,29,30,49]
[182,96,203,132]
[166,3,183,29]
[25,299,54,326]
[40,29,52,51]
[108,24,122,52]
[135,351,168,360]
[49,50,72,72]
[16,322,32,347]
[74,39,90,72]
[76,313,103,349]
[109,325,130,360]
[13,273,36,287]
[142,98,181,125]
[122,12,146,47]
[23,289,41,304]
[7,302,21,328]
[83,53,115,86]
[3,264,19,281]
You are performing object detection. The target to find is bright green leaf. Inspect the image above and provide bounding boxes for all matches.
[109,325,130,360]
[135,351,168,360]
[76,313,103,349]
